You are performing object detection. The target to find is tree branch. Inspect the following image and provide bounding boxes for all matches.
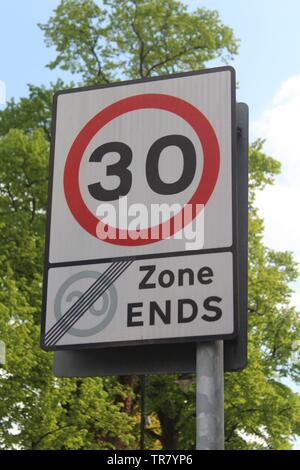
[31,424,77,449]
[131,1,146,78]
[89,40,110,83]
[145,43,206,77]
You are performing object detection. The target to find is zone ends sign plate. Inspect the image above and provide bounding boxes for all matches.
[41,66,238,351]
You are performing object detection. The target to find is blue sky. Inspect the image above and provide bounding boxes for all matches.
[1,0,300,449]
[1,0,300,118]
[1,0,300,116]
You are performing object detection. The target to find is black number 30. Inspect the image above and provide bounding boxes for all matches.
[88,134,196,201]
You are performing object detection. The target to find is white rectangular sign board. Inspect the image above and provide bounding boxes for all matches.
[41,67,238,350]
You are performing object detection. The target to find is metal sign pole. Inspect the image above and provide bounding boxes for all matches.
[140,375,146,450]
[196,341,224,450]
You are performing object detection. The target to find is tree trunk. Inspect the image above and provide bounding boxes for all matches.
[157,409,179,450]
[118,375,135,415]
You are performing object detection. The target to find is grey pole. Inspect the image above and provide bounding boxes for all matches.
[140,375,146,450]
[196,341,224,450]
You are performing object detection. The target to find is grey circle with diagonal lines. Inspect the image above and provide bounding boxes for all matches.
[54,271,118,337]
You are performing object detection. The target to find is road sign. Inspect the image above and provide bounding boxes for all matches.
[53,102,248,375]
[53,103,248,376]
[41,66,238,351]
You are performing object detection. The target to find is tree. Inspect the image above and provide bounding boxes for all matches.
[0,128,137,449]
[39,0,238,84]
[0,81,72,143]
[0,0,299,450]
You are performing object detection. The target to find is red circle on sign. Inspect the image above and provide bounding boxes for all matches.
[64,93,220,246]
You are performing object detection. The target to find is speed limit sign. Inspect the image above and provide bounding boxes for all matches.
[41,66,238,350]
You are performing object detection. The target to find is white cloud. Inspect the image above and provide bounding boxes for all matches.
[253,77,300,452]
[252,74,300,309]
[0,80,6,105]
[253,74,300,184]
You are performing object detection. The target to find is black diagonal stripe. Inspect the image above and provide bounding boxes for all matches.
[45,259,134,347]
[45,260,129,345]
[47,259,134,346]
[45,260,132,346]
[45,261,123,344]
[45,260,127,344]
[46,261,132,344]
